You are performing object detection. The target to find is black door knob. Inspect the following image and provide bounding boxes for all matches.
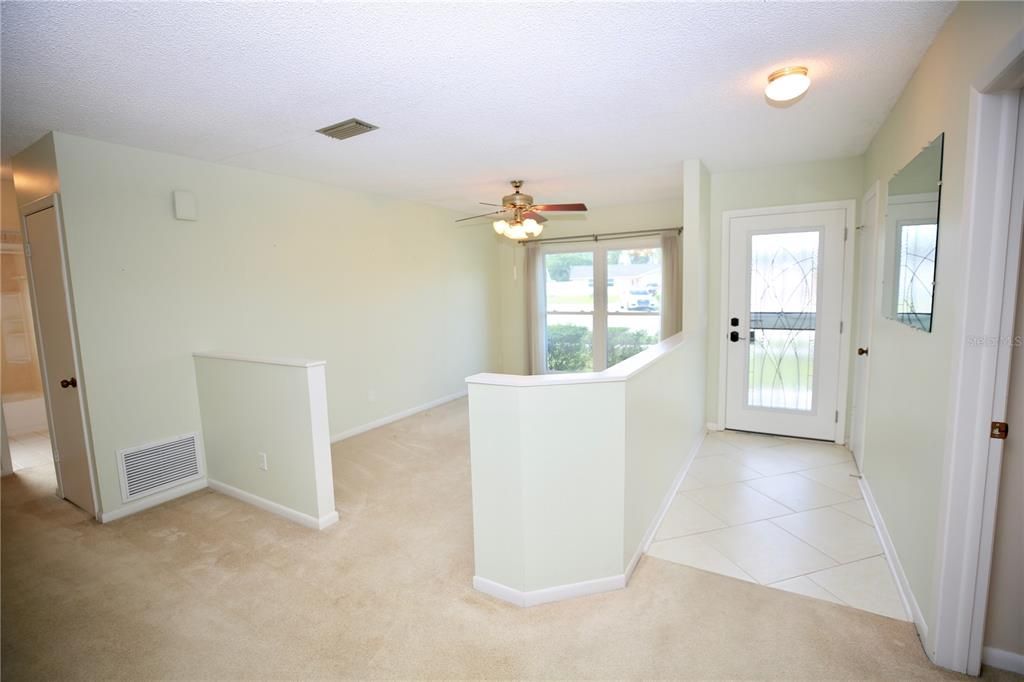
[857,348,869,356]
[60,377,77,388]
[730,331,740,342]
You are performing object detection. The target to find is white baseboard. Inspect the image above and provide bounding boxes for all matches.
[982,647,1024,674]
[706,422,724,432]
[208,479,338,530]
[331,390,468,443]
[624,428,708,580]
[859,477,923,631]
[99,478,208,523]
[473,574,626,608]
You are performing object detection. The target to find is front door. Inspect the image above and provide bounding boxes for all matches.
[24,201,96,515]
[724,206,848,441]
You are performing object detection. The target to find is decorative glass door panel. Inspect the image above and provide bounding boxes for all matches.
[748,231,819,411]
[725,208,847,441]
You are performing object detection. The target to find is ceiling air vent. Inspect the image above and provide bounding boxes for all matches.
[117,433,204,502]
[316,118,378,141]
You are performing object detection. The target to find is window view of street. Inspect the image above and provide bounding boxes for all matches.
[543,246,662,372]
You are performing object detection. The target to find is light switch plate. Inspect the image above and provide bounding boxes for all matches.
[172,190,198,221]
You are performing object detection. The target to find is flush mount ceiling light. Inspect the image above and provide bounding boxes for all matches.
[765,66,811,102]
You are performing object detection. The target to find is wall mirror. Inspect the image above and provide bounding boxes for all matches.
[883,133,943,332]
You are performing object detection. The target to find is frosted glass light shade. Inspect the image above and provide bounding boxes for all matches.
[765,66,810,102]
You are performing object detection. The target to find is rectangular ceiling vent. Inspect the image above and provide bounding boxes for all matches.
[118,433,203,503]
[316,118,378,141]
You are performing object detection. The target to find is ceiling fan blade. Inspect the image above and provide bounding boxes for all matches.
[531,203,588,212]
[479,202,502,207]
[523,211,547,223]
[455,210,506,223]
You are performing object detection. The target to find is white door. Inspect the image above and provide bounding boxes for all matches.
[850,188,879,465]
[24,202,96,515]
[724,207,848,440]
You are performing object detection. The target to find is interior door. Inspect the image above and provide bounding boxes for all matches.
[725,207,847,441]
[24,202,95,515]
[850,189,879,465]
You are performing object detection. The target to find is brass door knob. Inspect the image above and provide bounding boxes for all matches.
[59,377,77,388]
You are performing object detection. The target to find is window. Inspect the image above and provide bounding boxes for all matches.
[540,239,664,373]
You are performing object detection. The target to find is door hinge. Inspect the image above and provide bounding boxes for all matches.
[844,227,848,242]
[839,321,844,334]
[835,410,839,423]
[991,422,1009,439]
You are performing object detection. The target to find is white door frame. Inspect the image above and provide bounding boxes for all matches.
[20,193,101,519]
[849,181,880,465]
[931,31,1024,675]
[718,200,856,443]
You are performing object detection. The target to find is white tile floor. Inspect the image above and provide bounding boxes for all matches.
[7,429,54,471]
[647,430,910,622]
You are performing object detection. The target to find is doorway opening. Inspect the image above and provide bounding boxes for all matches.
[1,189,53,475]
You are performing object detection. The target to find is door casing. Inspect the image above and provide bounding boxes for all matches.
[717,200,856,444]
[850,183,880,466]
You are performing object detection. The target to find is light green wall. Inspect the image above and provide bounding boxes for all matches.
[194,356,334,521]
[469,380,626,591]
[704,156,865,425]
[859,1,1024,639]
[38,132,499,517]
[495,198,684,374]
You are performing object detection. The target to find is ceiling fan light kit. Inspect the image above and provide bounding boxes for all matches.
[457,180,588,240]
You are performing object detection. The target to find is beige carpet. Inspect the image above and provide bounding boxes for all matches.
[0,398,1014,680]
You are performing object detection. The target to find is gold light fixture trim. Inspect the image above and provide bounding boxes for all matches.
[765,66,811,102]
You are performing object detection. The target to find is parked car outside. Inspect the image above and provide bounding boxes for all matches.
[626,288,659,311]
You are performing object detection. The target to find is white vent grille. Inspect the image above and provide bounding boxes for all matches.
[118,433,203,502]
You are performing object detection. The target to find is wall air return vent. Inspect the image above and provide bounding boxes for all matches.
[117,433,204,503]
[316,118,379,141]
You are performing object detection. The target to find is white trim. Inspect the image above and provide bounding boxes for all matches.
[706,422,724,432]
[836,201,856,445]
[473,574,626,608]
[99,477,207,523]
[625,430,707,578]
[850,181,880,467]
[982,647,1024,675]
[859,477,921,630]
[718,200,856,442]
[932,85,1023,674]
[331,390,467,443]
[192,351,326,369]
[208,479,339,530]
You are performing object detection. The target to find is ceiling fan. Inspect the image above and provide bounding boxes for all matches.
[455,180,588,240]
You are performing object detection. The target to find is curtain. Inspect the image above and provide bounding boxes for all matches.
[661,231,683,339]
[524,243,546,374]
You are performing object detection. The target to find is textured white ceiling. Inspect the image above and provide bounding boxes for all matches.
[1,2,954,212]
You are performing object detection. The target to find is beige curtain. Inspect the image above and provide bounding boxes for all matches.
[661,231,683,339]
[524,243,546,374]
